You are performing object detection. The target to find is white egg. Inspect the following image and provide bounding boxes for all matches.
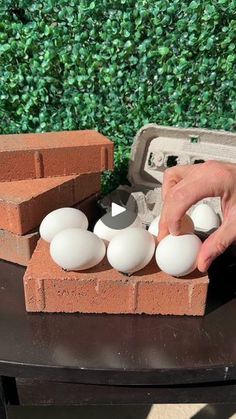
[155,234,202,277]
[190,203,220,233]
[40,207,88,242]
[107,227,155,274]
[50,228,106,271]
[148,214,194,238]
[93,215,142,245]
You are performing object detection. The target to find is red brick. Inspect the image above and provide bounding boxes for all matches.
[0,172,101,235]
[23,240,209,315]
[75,192,101,226]
[0,130,114,182]
[0,193,101,267]
[0,229,39,266]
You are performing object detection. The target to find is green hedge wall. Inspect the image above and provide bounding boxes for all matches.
[1,1,236,192]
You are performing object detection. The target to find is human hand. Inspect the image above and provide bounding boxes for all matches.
[158,161,236,272]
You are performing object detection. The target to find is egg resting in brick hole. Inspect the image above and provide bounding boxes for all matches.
[38,125,226,279]
[24,125,235,315]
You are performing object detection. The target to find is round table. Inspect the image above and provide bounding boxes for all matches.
[0,249,236,417]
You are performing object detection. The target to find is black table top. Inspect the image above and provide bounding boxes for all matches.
[0,249,236,387]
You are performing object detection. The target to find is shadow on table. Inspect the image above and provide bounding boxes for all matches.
[8,405,152,419]
[205,246,236,315]
[191,403,236,419]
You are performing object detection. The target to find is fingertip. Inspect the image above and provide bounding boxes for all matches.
[169,220,182,236]
[157,226,169,242]
[157,231,166,242]
[197,263,208,273]
[197,253,212,273]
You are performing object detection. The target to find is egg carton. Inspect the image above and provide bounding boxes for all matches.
[99,124,236,228]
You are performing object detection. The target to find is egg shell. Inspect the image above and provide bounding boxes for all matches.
[155,234,202,277]
[50,228,106,271]
[93,215,142,245]
[107,227,155,274]
[190,203,220,233]
[40,207,88,242]
[148,214,194,239]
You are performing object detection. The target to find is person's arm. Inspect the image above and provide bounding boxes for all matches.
[158,160,236,272]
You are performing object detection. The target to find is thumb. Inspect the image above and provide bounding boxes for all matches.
[197,220,236,272]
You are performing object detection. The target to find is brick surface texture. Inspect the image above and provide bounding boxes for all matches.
[0,172,101,235]
[24,240,209,316]
[0,229,39,266]
[0,130,113,182]
[0,193,101,266]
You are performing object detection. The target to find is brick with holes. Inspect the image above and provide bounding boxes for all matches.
[0,192,101,266]
[23,240,209,315]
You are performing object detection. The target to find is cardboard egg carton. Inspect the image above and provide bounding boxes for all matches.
[99,124,236,227]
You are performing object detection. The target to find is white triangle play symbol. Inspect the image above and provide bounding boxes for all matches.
[111,202,126,217]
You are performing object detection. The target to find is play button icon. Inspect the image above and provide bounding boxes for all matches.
[100,195,139,230]
[111,203,126,217]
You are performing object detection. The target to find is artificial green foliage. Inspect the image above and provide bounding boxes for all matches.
[1,1,236,192]
[102,144,131,195]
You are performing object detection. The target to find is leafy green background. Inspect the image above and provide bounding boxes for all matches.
[1,0,236,193]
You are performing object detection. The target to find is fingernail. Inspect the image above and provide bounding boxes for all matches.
[169,225,179,235]
[201,257,212,272]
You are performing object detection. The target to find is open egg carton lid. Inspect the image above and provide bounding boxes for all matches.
[99,124,236,228]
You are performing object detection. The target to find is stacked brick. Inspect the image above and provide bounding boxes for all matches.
[0,129,209,316]
[0,130,114,266]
